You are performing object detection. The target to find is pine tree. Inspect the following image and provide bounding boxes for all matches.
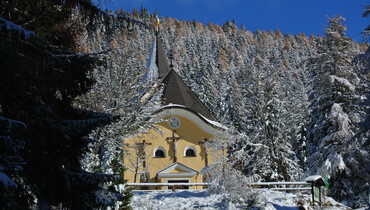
[0,0,129,208]
[0,116,30,209]
[239,57,302,182]
[306,15,369,207]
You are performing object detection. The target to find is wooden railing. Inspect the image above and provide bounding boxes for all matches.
[127,176,326,207]
[126,181,311,191]
[127,182,210,187]
[250,181,311,191]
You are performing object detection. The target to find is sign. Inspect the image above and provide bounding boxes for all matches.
[314,186,320,200]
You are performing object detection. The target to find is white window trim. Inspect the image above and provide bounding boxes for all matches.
[184,146,196,157]
[153,146,166,157]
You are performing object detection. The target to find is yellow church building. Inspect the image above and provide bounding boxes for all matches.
[123,20,225,190]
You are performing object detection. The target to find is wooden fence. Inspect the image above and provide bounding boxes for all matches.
[127,176,326,207]
[126,181,311,191]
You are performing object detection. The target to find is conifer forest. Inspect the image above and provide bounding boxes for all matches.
[0,0,369,209]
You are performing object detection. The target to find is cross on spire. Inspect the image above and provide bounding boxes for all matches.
[154,14,160,33]
[166,130,182,163]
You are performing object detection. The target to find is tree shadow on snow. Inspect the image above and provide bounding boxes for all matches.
[272,204,300,210]
[153,190,207,200]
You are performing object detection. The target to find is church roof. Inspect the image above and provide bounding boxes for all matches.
[161,70,217,121]
[144,34,217,121]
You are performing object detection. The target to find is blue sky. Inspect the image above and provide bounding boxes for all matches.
[97,0,369,41]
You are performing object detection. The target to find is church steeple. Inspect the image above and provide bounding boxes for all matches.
[156,35,170,79]
[143,16,217,121]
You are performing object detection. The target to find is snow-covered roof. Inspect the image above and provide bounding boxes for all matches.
[305,175,325,186]
[161,103,187,109]
[198,113,227,130]
[304,175,322,182]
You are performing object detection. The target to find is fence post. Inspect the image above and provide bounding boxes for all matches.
[311,183,314,206]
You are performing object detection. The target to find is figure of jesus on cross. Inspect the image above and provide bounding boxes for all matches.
[199,138,210,167]
[166,130,182,163]
[136,140,152,168]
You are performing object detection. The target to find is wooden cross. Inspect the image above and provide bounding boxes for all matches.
[199,138,210,167]
[166,130,182,163]
[136,140,152,167]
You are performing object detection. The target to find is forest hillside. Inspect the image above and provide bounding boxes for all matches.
[74,7,369,208]
[1,2,369,209]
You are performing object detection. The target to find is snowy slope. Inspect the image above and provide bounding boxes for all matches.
[130,190,351,210]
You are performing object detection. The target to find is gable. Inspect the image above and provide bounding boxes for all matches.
[157,162,198,178]
[168,168,186,173]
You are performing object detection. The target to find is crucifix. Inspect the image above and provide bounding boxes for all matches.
[166,130,182,163]
[199,138,210,167]
[136,140,152,167]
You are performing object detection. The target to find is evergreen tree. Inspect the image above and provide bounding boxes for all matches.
[206,124,261,207]
[239,57,302,182]
[306,15,369,207]
[0,116,30,209]
[0,0,128,208]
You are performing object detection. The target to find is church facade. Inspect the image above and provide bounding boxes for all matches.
[123,20,224,189]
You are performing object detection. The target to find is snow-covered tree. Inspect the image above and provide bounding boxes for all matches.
[0,0,134,208]
[122,135,154,183]
[0,116,30,209]
[306,15,369,207]
[238,57,303,182]
[206,125,262,208]
[74,9,166,207]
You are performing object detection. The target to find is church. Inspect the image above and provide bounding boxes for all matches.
[123,16,225,190]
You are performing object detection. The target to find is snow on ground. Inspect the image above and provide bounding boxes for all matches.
[130,189,351,210]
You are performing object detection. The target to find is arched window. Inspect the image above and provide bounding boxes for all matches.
[154,146,166,158]
[184,146,196,157]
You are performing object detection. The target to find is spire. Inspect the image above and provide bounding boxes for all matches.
[141,32,170,83]
[141,19,217,121]
[143,36,158,83]
[156,36,170,78]
[142,11,169,83]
